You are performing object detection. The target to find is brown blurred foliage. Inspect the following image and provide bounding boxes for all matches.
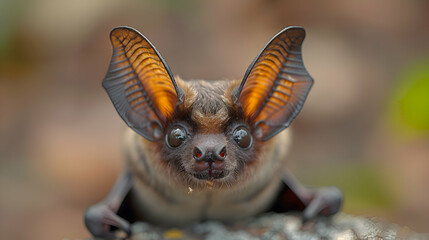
[0,0,428,239]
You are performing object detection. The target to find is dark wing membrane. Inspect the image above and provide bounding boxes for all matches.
[235,27,313,141]
[103,27,183,141]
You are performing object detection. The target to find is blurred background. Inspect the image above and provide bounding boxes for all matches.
[0,0,428,239]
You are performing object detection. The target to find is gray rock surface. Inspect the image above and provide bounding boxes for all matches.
[94,213,427,240]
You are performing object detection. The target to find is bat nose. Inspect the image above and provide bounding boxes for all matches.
[193,145,226,162]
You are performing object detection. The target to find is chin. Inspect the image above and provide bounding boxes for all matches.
[180,169,238,190]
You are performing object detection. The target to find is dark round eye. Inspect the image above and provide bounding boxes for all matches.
[233,126,252,149]
[166,126,187,148]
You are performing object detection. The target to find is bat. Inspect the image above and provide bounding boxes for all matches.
[84,26,343,238]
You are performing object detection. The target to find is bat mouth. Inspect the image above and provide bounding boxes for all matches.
[190,159,229,181]
[192,169,228,180]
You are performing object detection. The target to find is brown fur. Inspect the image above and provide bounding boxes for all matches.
[120,76,292,226]
[176,78,240,133]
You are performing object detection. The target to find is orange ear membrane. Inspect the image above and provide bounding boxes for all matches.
[103,27,183,141]
[234,27,313,141]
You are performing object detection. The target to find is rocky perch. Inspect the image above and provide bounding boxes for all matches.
[94,213,427,240]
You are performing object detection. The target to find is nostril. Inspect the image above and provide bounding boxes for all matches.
[194,147,203,160]
[219,146,226,159]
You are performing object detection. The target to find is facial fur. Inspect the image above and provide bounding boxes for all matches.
[136,78,266,190]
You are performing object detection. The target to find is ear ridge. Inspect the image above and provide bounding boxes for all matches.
[103,26,183,141]
[234,26,314,141]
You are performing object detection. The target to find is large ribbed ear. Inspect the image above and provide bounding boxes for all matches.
[103,27,184,141]
[233,27,313,141]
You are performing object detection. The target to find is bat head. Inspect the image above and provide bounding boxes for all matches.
[102,27,313,189]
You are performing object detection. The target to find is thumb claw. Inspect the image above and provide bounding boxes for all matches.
[302,197,323,222]
[301,187,343,222]
[85,203,131,238]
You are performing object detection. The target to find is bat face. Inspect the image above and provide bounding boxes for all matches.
[103,26,314,190]
[152,80,264,188]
